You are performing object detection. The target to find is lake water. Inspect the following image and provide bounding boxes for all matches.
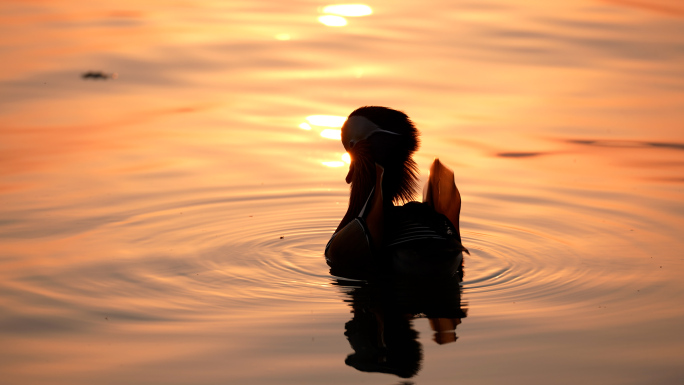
[1,0,683,384]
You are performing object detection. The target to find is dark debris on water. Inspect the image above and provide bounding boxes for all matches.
[81,71,117,80]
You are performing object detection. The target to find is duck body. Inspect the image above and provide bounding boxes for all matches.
[325,106,467,280]
[385,202,465,278]
[326,200,464,280]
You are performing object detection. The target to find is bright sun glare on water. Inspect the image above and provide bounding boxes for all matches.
[322,161,346,167]
[299,115,348,166]
[320,129,342,140]
[318,4,372,26]
[306,115,346,127]
[322,152,350,167]
[318,15,347,27]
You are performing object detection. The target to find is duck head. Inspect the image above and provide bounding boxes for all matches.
[336,106,420,232]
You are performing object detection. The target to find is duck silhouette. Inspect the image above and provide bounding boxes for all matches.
[325,106,468,280]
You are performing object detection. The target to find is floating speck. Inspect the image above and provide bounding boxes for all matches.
[81,71,117,80]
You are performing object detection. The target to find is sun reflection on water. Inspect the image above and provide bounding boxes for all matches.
[318,15,347,27]
[320,129,342,140]
[322,160,346,167]
[301,115,344,140]
[322,152,350,167]
[318,4,373,26]
[299,115,348,166]
[306,115,346,127]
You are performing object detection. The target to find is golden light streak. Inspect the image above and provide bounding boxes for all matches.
[320,129,341,140]
[275,33,291,41]
[322,161,346,167]
[306,115,346,127]
[342,153,351,164]
[318,15,347,26]
[299,122,312,130]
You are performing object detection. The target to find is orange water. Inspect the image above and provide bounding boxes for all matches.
[1,1,683,384]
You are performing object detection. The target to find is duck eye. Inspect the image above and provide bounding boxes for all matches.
[349,140,355,149]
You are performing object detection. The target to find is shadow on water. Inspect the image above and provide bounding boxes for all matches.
[568,139,684,150]
[497,151,545,158]
[334,273,467,379]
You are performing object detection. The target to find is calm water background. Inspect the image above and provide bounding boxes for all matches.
[1,0,683,384]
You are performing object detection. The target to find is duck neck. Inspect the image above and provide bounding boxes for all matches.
[336,157,388,233]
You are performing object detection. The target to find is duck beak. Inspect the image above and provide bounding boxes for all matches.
[345,162,355,184]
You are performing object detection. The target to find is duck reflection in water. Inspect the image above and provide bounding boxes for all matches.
[325,106,468,280]
[336,276,467,378]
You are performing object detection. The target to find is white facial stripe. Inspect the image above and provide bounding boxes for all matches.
[341,115,400,148]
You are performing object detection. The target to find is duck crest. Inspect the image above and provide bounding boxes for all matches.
[347,106,420,202]
[336,107,421,232]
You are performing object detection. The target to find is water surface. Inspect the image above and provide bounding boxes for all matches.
[1,0,683,384]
